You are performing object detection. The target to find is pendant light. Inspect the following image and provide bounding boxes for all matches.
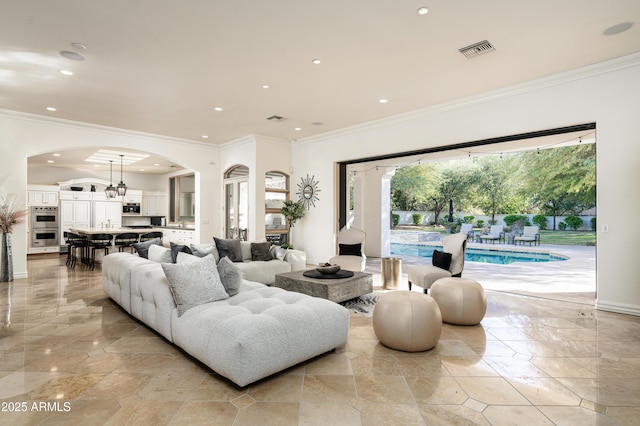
[105,160,117,198]
[116,154,127,196]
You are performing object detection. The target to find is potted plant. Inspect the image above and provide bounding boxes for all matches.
[0,194,27,282]
[280,200,306,248]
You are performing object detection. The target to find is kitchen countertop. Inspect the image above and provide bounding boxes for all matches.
[69,227,165,235]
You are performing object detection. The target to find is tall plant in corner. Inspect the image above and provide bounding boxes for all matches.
[280,200,306,249]
[0,194,27,282]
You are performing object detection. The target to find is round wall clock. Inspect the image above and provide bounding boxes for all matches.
[296,174,320,209]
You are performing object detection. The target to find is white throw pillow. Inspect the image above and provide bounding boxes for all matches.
[176,252,200,264]
[161,255,229,316]
[148,244,173,263]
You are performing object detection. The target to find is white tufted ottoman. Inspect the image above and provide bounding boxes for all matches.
[430,277,487,325]
[372,291,442,352]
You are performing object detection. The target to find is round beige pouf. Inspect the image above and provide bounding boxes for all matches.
[430,277,487,325]
[373,291,442,352]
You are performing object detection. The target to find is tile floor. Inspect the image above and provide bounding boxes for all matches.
[1,254,639,425]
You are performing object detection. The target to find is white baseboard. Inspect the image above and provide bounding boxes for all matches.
[596,299,640,317]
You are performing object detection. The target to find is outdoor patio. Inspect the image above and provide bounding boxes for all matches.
[365,232,596,305]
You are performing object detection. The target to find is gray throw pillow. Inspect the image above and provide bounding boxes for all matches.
[148,244,173,263]
[161,255,229,316]
[170,242,192,263]
[251,242,272,261]
[217,256,243,297]
[132,237,162,259]
[270,245,287,261]
[213,237,243,262]
[190,243,220,263]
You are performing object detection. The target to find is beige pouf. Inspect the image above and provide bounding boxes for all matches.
[373,291,442,352]
[430,277,487,325]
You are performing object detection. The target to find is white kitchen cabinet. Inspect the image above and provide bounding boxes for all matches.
[27,190,59,206]
[142,192,167,216]
[60,191,93,201]
[122,190,143,204]
[94,201,122,229]
[162,228,196,245]
[60,200,91,235]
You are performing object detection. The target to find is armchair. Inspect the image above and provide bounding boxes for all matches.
[329,228,367,272]
[407,232,468,293]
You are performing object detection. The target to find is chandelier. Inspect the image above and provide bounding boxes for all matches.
[105,160,117,198]
[116,154,127,196]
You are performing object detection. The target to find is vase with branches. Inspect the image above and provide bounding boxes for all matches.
[1,194,27,282]
[280,200,305,248]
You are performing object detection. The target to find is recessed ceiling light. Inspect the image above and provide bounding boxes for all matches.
[262,84,270,89]
[604,21,634,36]
[154,163,160,166]
[59,69,74,76]
[202,135,209,139]
[312,59,321,64]
[139,169,145,172]
[378,99,389,104]
[53,153,61,157]
[213,107,224,111]
[294,127,302,131]
[71,42,87,50]
[47,160,54,164]
[417,7,429,15]
[59,50,85,61]
[46,107,57,111]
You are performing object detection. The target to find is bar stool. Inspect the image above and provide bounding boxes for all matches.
[67,232,89,268]
[140,231,163,243]
[114,232,139,253]
[87,233,113,270]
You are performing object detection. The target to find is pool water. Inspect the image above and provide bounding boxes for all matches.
[390,243,566,265]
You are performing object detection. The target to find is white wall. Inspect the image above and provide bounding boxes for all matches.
[292,53,640,316]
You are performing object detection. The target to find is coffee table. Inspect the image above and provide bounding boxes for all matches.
[274,270,373,303]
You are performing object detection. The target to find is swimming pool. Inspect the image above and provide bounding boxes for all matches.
[390,243,566,265]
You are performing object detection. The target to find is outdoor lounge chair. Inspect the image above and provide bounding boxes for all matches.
[514,225,540,246]
[479,225,505,244]
[460,223,474,240]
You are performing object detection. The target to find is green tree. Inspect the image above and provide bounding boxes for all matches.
[390,164,438,211]
[467,155,525,224]
[521,144,595,229]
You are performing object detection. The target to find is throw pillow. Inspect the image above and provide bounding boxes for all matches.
[132,237,162,259]
[148,244,173,263]
[213,237,243,262]
[270,245,287,261]
[432,250,452,271]
[217,256,243,296]
[170,242,192,263]
[339,243,362,257]
[251,242,272,261]
[176,252,200,264]
[190,243,219,263]
[161,255,229,316]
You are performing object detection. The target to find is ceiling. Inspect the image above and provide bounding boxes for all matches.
[2,1,639,157]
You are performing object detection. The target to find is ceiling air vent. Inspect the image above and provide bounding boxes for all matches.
[459,40,495,58]
[266,115,286,122]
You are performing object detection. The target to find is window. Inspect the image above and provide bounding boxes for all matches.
[169,173,195,224]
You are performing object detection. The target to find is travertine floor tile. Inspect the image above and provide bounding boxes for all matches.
[2,254,639,425]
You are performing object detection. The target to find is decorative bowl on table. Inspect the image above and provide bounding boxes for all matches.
[316,263,341,274]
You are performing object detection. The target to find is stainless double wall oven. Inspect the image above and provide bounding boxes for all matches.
[31,206,59,247]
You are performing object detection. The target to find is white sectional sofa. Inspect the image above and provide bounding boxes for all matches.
[235,241,306,285]
[102,252,349,387]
